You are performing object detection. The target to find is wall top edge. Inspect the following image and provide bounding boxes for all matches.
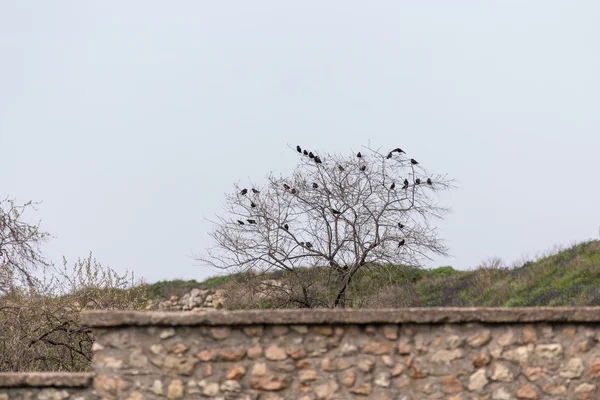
[80,307,600,327]
[0,372,95,388]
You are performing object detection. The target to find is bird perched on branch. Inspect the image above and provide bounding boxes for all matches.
[360,165,366,171]
[331,208,341,215]
[237,220,244,225]
[410,158,418,165]
[296,145,302,153]
[251,202,257,208]
[427,178,432,185]
[386,153,393,159]
[252,188,260,194]
[303,150,308,156]
[357,152,362,158]
[305,242,313,248]
[309,152,314,159]
[390,182,395,190]
[398,239,405,247]
[338,165,345,172]
[398,223,404,229]
[312,183,319,189]
[415,178,421,185]
[392,148,405,154]
[240,189,248,195]
[247,219,256,224]
[283,224,289,231]
[314,156,322,164]
[291,188,297,194]
[283,183,290,190]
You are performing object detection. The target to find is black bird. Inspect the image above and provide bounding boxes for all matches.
[403,179,409,186]
[303,150,308,156]
[309,152,314,159]
[314,156,322,164]
[331,208,341,215]
[390,182,395,190]
[251,202,257,208]
[312,183,319,189]
[283,224,289,231]
[360,165,366,171]
[427,178,432,185]
[240,188,248,195]
[398,223,404,229]
[237,220,244,225]
[299,242,305,246]
[342,265,348,270]
[392,148,405,154]
[338,165,345,172]
[252,188,260,194]
[296,145,302,153]
[357,152,362,158]
[283,183,291,190]
[415,178,421,185]
[410,158,419,165]
[386,153,393,159]
[398,239,405,247]
[305,242,313,248]
[247,219,256,224]
[291,188,297,194]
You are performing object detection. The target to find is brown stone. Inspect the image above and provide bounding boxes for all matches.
[195,349,216,361]
[314,380,339,399]
[321,357,334,371]
[247,345,263,359]
[265,345,287,361]
[588,357,600,377]
[516,384,538,399]
[409,365,427,379]
[167,379,184,400]
[342,370,356,387]
[442,376,463,393]
[311,325,334,336]
[218,348,246,361]
[467,329,492,347]
[382,355,394,366]
[563,327,577,338]
[296,359,310,369]
[396,376,410,388]
[170,343,188,354]
[272,325,289,337]
[579,338,594,353]
[535,343,563,359]
[243,326,264,337]
[391,364,405,377]
[574,383,596,400]
[334,326,345,337]
[397,342,411,355]
[365,325,377,335]
[362,342,394,355]
[350,383,372,396]
[560,357,585,378]
[358,359,375,372]
[210,327,231,340]
[523,325,537,343]
[431,349,464,364]
[94,374,130,396]
[523,366,548,381]
[251,362,268,376]
[163,355,199,376]
[491,363,514,382]
[383,325,398,340]
[251,374,290,391]
[226,365,246,380]
[286,346,307,359]
[468,369,488,392]
[337,358,352,370]
[497,329,516,347]
[299,369,318,382]
[127,392,144,400]
[542,384,567,396]
[472,353,490,368]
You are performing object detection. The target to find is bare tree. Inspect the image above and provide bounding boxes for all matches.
[197,146,454,308]
[0,198,51,295]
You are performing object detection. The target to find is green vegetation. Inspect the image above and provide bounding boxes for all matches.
[155,240,600,308]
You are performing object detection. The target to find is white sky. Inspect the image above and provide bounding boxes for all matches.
[1,1,599,284]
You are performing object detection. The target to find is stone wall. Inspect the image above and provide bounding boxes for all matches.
[0,373,94,400]
[3,308,600,399]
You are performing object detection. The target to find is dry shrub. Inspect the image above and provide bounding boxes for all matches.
[0,253,147,372]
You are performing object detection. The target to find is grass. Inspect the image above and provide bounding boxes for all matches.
[142,240,600,308]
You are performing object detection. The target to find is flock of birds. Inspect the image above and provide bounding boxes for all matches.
[234,147,434,250]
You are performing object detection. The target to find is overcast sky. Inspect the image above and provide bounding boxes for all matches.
[1,1,598,284]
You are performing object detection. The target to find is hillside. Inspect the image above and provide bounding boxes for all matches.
[143,240,600,309]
